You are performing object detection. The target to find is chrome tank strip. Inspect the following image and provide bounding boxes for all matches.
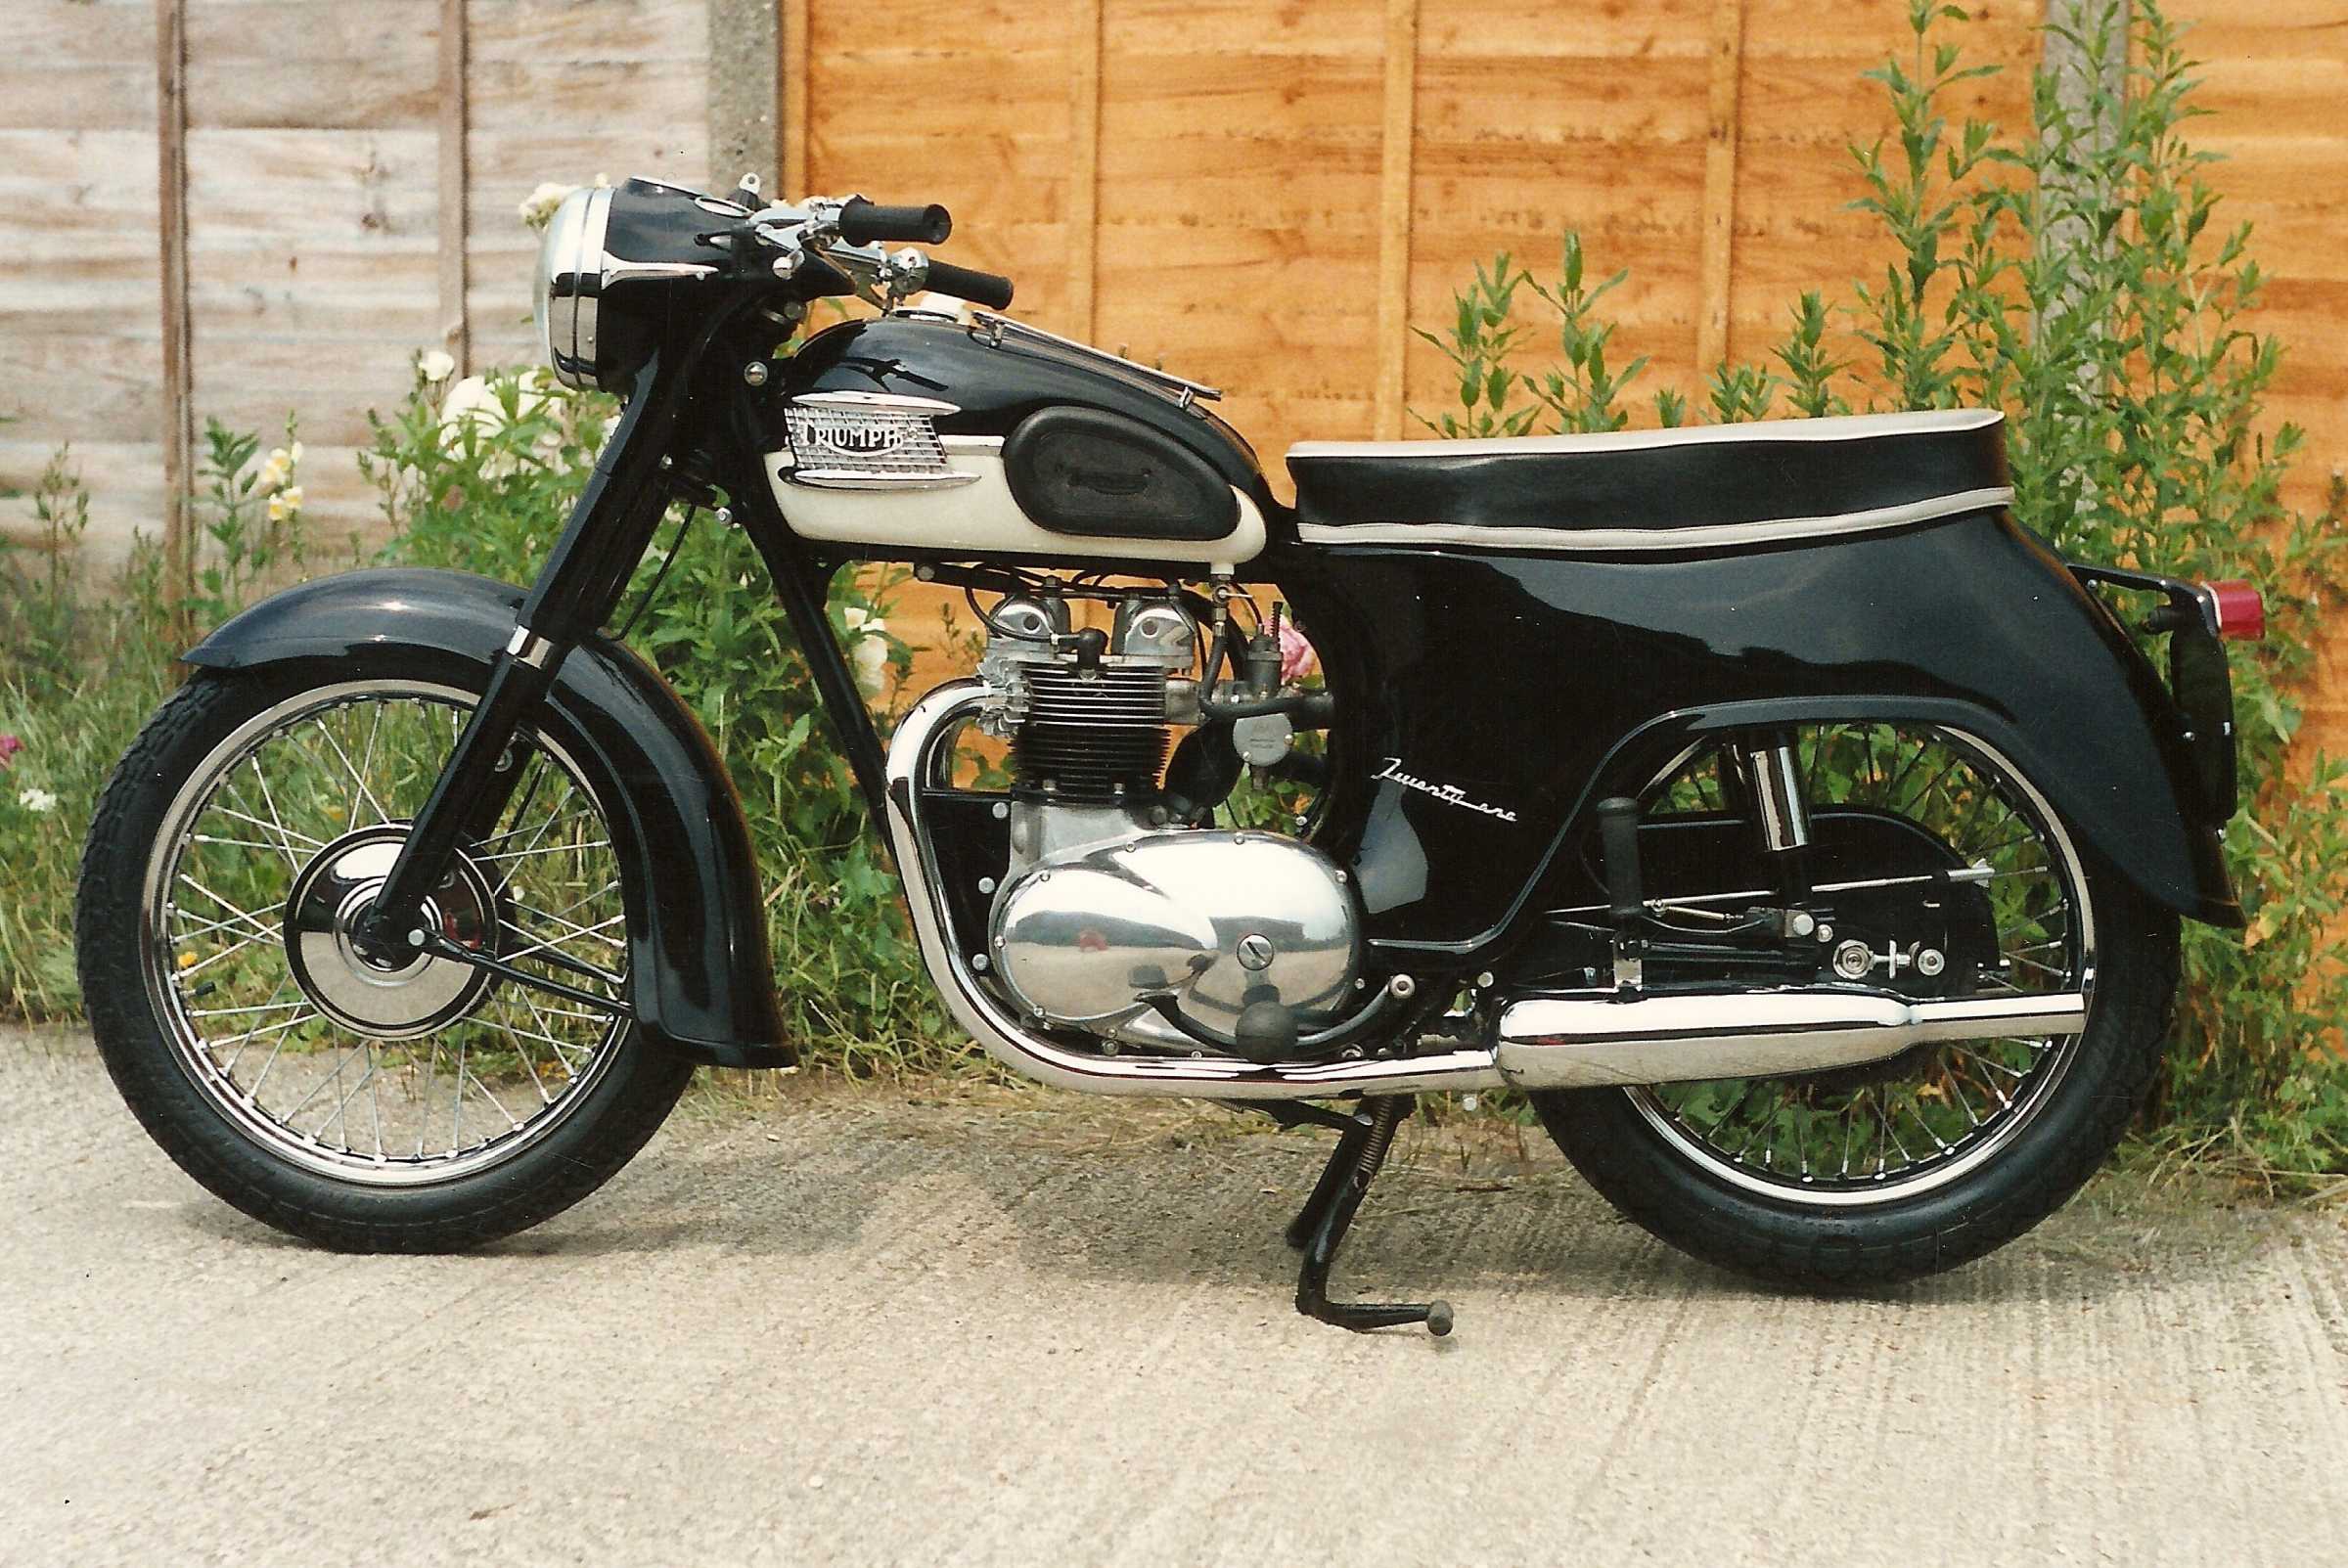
[1492,991,2089,1090]
[884,683,1502,1098]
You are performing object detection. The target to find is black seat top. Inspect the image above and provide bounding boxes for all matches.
[1286,409,2011,553]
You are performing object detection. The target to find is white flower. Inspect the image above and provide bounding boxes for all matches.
[18,787,57,814]
[418,349,457,383]
[266,485,303,522]
[841,605,872,631]
[255,445,294,492]
[519,181,578,231]
[849,616,891,696]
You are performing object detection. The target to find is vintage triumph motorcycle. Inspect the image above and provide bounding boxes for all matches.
[80,176,2264,1333]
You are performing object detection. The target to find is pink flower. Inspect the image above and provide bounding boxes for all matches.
[0,735,21,770]
[1278,624,1319,685]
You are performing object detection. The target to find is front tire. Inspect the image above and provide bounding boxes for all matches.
[77,660,694,1252]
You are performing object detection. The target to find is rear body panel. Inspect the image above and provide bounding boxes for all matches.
[1273,508,2240,968]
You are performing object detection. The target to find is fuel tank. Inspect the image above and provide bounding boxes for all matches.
[767,316,1277,568]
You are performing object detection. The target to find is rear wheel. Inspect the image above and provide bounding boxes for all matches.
[77,658,694,1251]
[1533,723,2178,1286]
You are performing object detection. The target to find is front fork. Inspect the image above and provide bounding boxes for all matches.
[354,362,682,961]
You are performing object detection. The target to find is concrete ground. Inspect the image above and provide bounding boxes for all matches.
[6,1026,2346,1567]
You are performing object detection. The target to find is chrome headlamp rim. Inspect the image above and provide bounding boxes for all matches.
[534,185,612,391]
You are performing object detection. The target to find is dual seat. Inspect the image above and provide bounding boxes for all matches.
[1283,409,2012,553]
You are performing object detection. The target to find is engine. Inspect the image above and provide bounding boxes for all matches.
[972,594,1360,1058]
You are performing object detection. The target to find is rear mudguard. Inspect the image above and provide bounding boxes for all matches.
[1279,509,2241,966]
[182,568,790,1067]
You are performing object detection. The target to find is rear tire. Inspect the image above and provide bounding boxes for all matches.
[77,661,695,1252]
[1534,865,2176,1287]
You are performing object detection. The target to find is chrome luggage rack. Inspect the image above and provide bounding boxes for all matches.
[969,310,1223,409]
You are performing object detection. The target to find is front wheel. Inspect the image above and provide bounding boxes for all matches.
[1534,723,2180,1287]
[76,658,694,1251]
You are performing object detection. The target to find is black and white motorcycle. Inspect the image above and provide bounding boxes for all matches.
[80,177,2262,1332]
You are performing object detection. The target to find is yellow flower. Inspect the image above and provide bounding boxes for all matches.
[177,951,198,970]
[267,485,303,522]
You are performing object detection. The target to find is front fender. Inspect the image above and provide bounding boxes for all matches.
[185,568,790,1067]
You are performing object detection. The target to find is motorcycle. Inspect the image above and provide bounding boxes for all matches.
[79,175,2265,1334]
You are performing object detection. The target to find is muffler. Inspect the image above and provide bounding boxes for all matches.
[1493,990,2089,1090]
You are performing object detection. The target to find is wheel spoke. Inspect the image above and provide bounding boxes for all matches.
[143,681,631,1186]
[1629,720,2093,1205]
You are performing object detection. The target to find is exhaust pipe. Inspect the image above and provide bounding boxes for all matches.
[1493,990,2089,1090]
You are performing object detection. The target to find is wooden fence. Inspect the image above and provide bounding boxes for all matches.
[785,0,2339,490]
[786,0,2346,734]
[1,0,714,569]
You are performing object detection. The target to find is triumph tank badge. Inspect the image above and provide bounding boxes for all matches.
[1373,758,1518,823]
[797,414,906,458]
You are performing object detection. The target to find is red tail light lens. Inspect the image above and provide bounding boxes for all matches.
[2205,580,2265,642]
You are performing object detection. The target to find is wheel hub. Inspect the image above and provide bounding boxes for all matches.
[284,826,498,1039]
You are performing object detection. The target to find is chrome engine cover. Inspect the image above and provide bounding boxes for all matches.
[988,820,1361,1048]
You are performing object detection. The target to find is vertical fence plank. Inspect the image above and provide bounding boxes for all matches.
[1066,0,1105,339]
[1693,0,1746,375]
[155,0,193,611]
[438,0,470,374]
[1372,0,1419,440]
[780,0,809,198]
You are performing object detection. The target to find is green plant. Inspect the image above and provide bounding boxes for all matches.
[1418,0,2348,1184]
[186,418,311,630]
[1,459,181,1015]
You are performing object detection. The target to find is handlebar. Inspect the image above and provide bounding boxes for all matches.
[741,193,1016,314]
[917,257,1015,311]
[836,198,952,246]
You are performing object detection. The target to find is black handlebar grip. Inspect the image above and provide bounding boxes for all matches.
[836,199,952,246]
[920,259,1016,311]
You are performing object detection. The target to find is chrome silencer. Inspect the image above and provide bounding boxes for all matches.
[1492,990,2089,1090]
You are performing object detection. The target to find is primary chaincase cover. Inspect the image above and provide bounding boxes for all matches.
[988,825,1362,1046]
[769,316,1272,566]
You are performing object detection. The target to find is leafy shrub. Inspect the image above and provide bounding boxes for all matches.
[1419,0,2348,1183]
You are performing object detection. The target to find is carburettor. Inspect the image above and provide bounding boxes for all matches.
[971,592,1361,1059]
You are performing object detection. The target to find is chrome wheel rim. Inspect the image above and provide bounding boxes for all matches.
[140,681,630,1186]
[1625,724,2096,1208]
